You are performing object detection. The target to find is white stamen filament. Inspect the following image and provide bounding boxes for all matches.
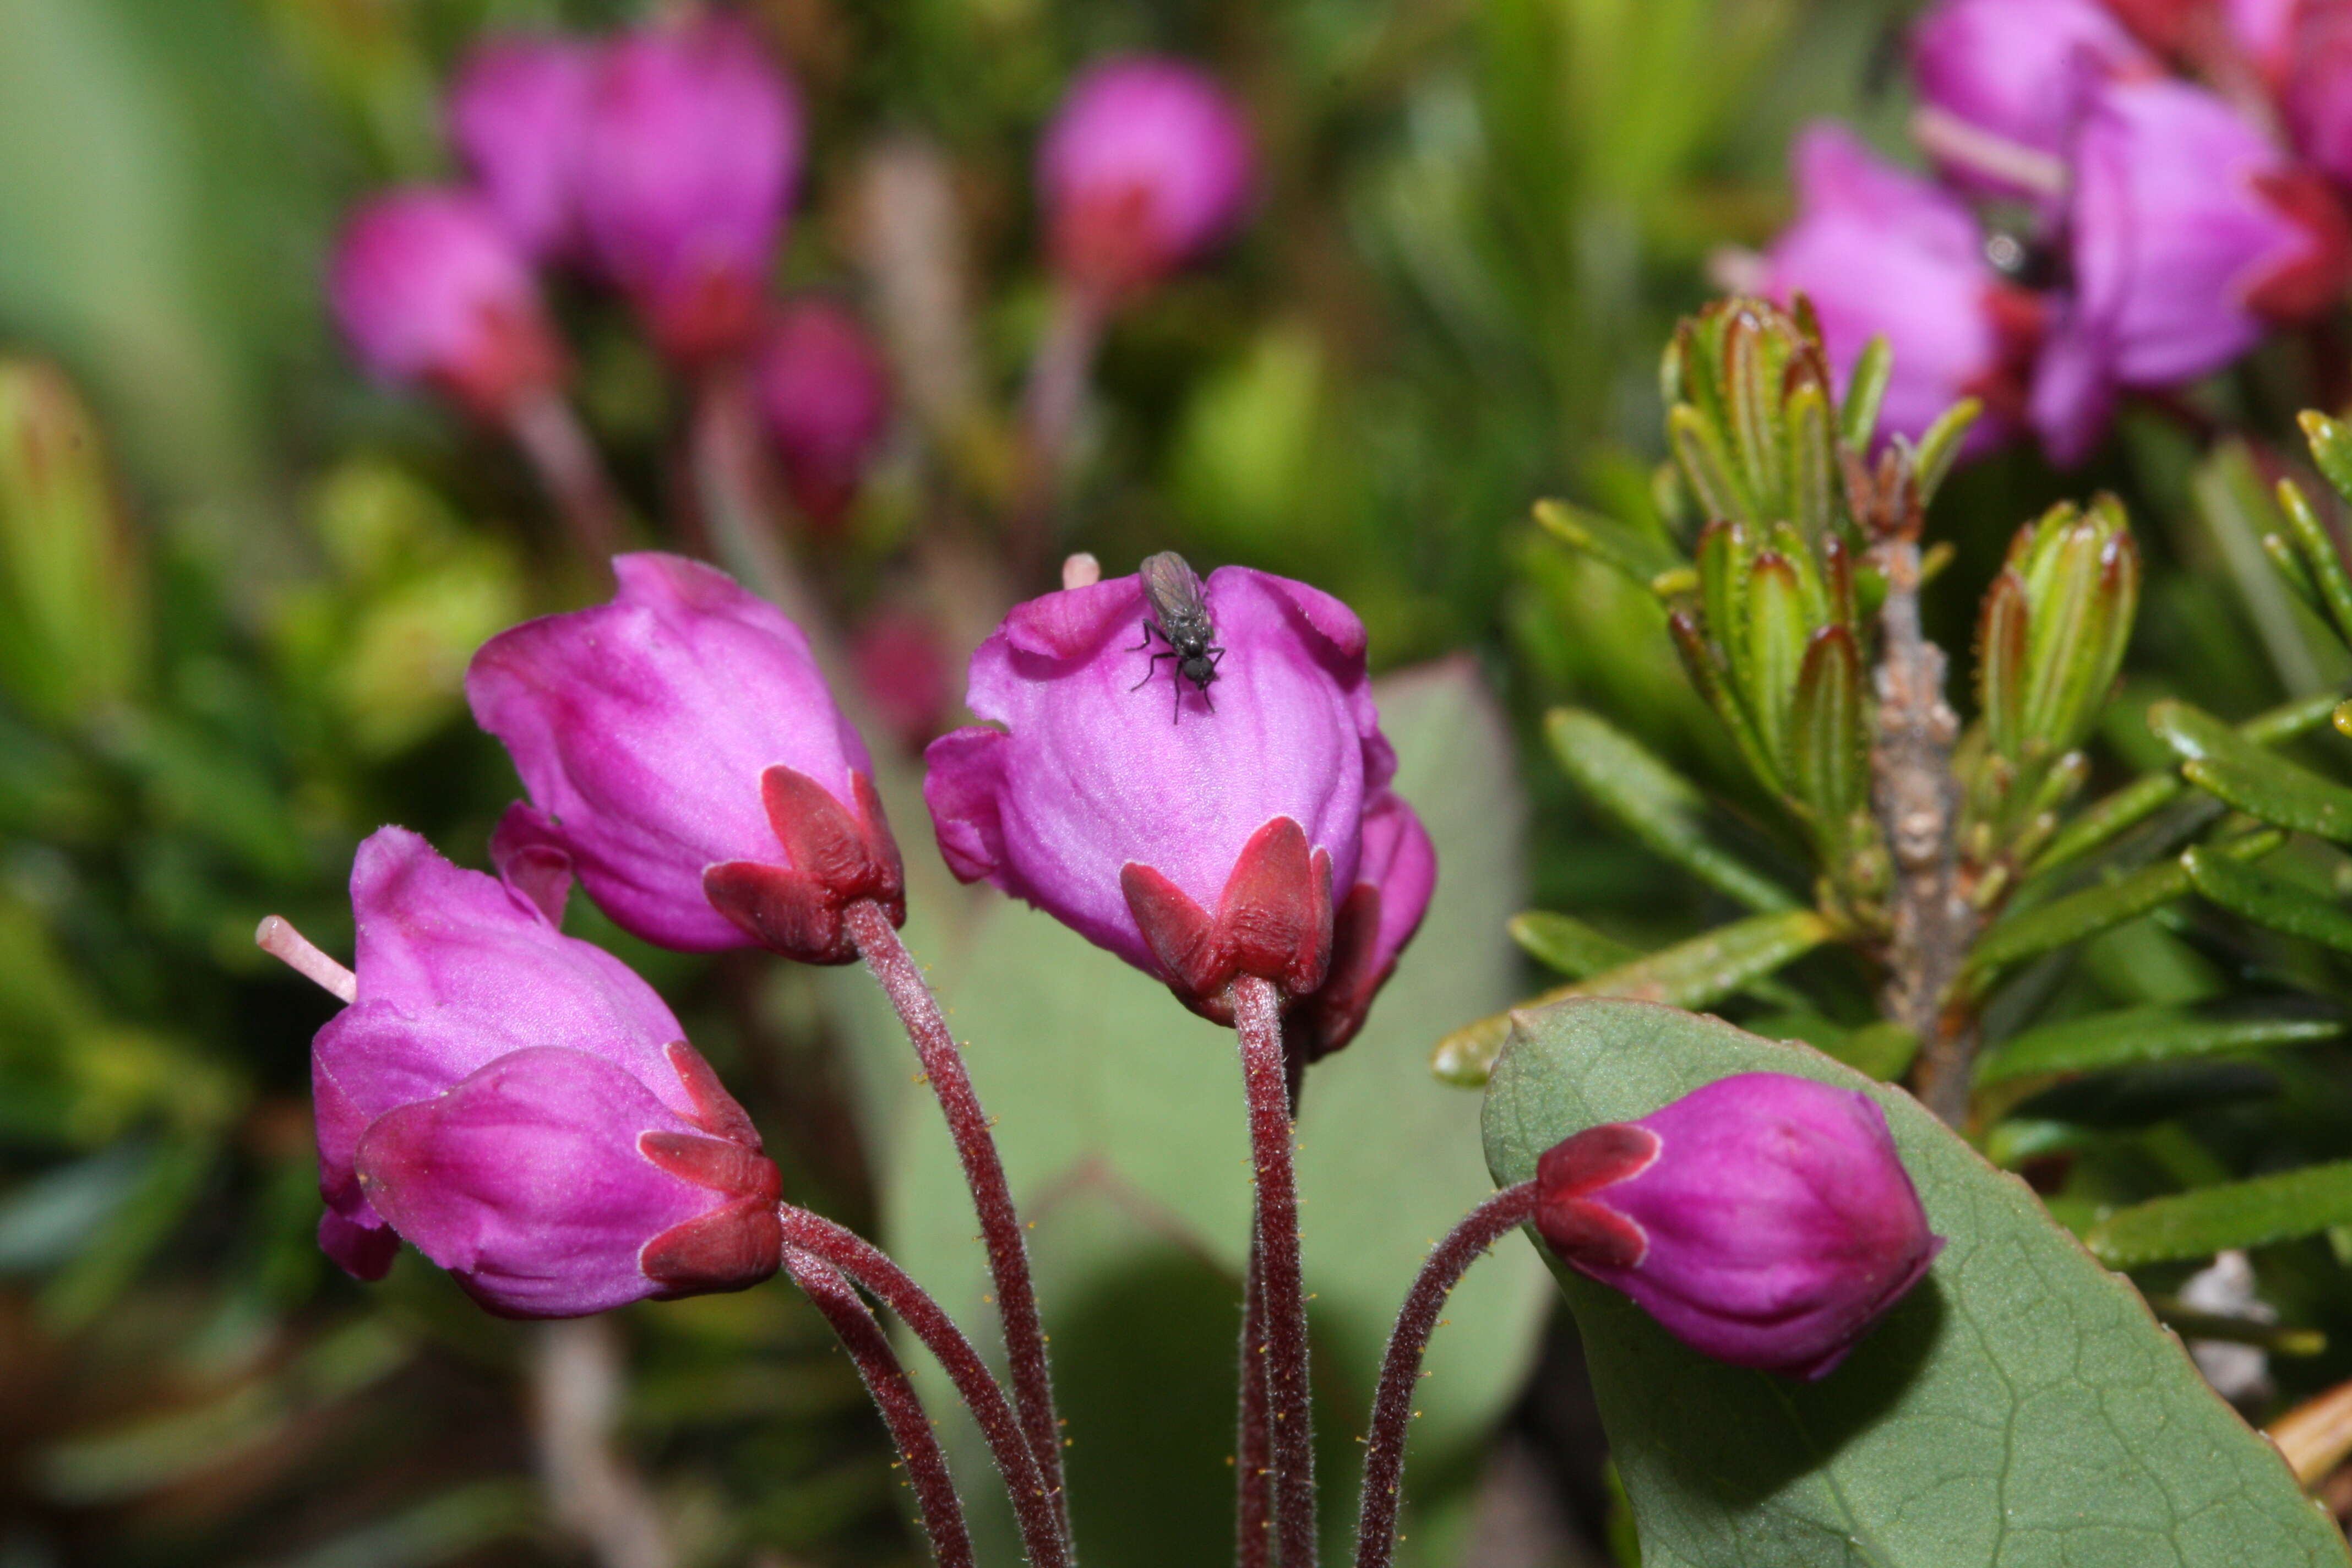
[256,914,357,1004]
[1909,106,2068,200]
[1061,552,1102,590]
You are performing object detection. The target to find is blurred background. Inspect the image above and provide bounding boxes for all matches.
[26,0,2309,1563]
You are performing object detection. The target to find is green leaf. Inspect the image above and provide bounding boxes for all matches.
[2029,692,2341,878]
[2301,409,2352,510]
[1483,998,2350,1568]
[1744,553,1808,774]
[2152,700,2352,841]
[1544,708,1800,914]
[1976,1005,2343,1086]
[1433,908,1833,1087]
[2088,1162,2352,1268]
[1509,910,1640,977]
[2277,473,2352,650]
[1909,397,1980,504]
[2186,845,2352,951]
[1839,336,1890,453]
[1967,831,2283,979]
[843,662,1548,1564]
[1787,379,1837,543]
[1670,403,1750,526]
[1532,497,1685,591]
[1790,626,1864,821]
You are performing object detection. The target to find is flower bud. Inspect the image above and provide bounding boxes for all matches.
[1910,0,2151,208]
[1289,790,1435,1060]
[577,14,803,363]
[1039,56,1254,301]
[755,298,892,531]
[2032,78,2352,464]
[923,562,1407,1031]
[466,553,901,960]
[329,189,563,417]
[1534,1072,1942,1380]
[1755,124,2034,451]
[449,34,595,263]
[314,827,780,1317]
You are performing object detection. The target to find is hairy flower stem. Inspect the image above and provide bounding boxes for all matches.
[843,899,1071,1540]
[1010,282,1106,587]
[506,390,624,575]
[1861,475,1978,1128]
[528,1319,676,1568]
[782,1246,976,1568]
[1237,1238,1273,1568]
[1352,1183,1539,1568]
[1235,976,1317,1566]
[775,1206,1069,1568]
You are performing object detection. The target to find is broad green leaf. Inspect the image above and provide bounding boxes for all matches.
[1976,1005,2343,1087]
[2185,847,2352,951]
[1968,831,2282,979]
[1545,708,1799,914]
[2029,691,2340,878]
[841,662,1547,1565]
[2088,1162,2352,1268]
[1433,908,1833,1087]
[1483,998,2350,1568]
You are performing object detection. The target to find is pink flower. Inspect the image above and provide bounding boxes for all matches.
[466,553,901,961]
[1038,56,1254,300]
[923,560,1417,1037]
[449,35,595,263]
[1289,790,1436,1060]
[329,189,563,417]
[2032,78,2351,462]
[1910,0,2152,208]
[1756,126,2037,451]
[1535,1074,1942,1380]
[313,828,780,1317]
[755,298,893,531]
[576,13,802,362]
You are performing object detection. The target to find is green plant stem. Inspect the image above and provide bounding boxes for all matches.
[1235,975,1317,1566]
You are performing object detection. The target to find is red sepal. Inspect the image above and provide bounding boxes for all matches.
[1291,882,1386,1063]
[640,1198,783,1297]
[703,765,906,963]
[1533,1123,1662,1272]
[2248,170,2352,323]
[1118,815,1336,1025]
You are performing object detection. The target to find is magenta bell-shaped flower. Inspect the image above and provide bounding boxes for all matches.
[2032,77,2352,463]
[467,552,903,961]
[1038,56,1254,302]
[755,298,893,532]
[329,189,564,418]
[1909,0,2152,210]
[313,827,781,1317]
[1534,1073,1942,1380]
[449,35,596,264]
[576,12,802,363]
[923,562,1414,1035]
[1755,125,2038,451]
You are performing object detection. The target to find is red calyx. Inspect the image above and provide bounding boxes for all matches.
[704,766,907,964]
[2248,170,2352,323]
[1289,881,1388,1064]
[1118,815,1335,1026]
[438,298,565,421]
[638,1038,783,1296]
[1052,183,1178,306]
[1533,1123,1662,1271]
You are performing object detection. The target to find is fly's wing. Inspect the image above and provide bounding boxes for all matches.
[1138,552,1209,627]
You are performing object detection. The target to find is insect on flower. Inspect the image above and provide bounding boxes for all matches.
[1129,550,1224,720]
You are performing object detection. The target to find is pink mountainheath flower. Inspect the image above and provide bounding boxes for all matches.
[312,827,781,1317]
[329,189,563,417]
[1534,1072,1943,1380]
[576,13,802,362]
[1909,0,2153,208]
[449,35,596,263]
[755,298,894,531]
[923,562,1423,1039]
[1289,787,1435,1061]
[1756,124,2041,451]
[466,552,903,961]
[1038,56,1255,301]
[2032,77,2352,463]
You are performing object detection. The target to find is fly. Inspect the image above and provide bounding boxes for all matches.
[1129,551,1223,721]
